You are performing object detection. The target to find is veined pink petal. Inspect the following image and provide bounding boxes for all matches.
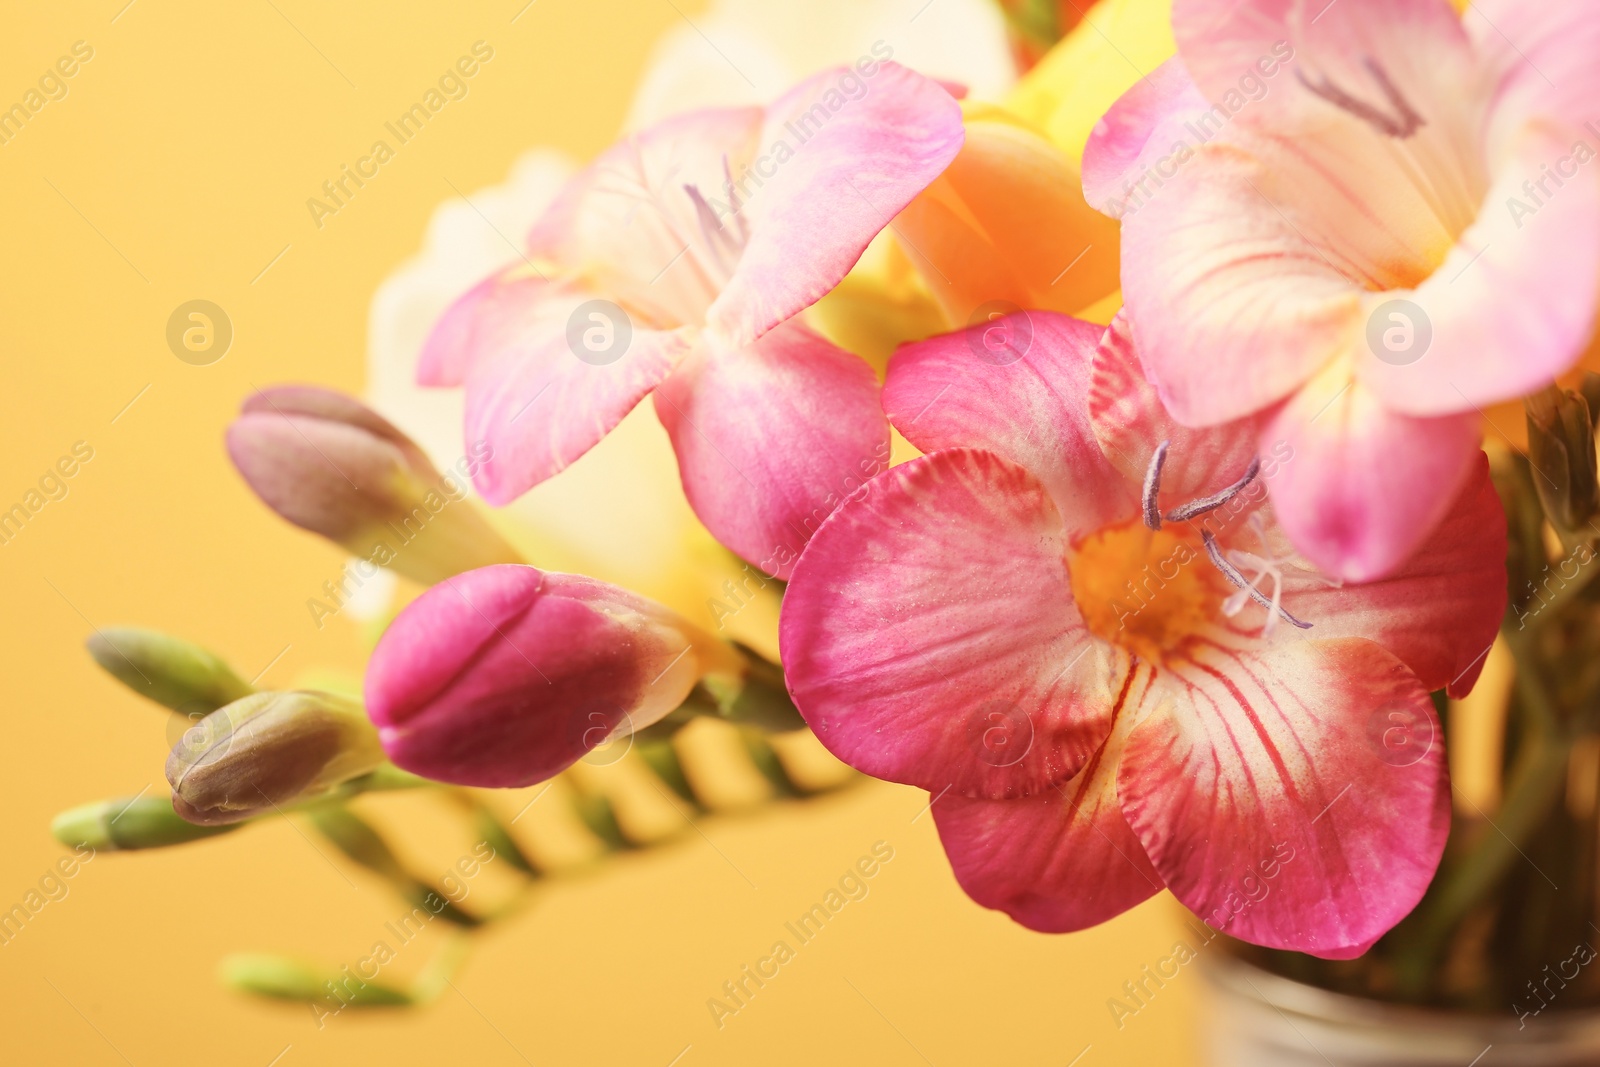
[528,107,764,328]
[1089,309,1262,505]
[933,671,1164,932]
[1271,453,1505,696]
[1118,143,1361,427]
[461,296,692,506]
[1262,363,1483,582]
[365,565,710,787]
[1119,639,1449,958]
[1356,121,1600,417]
[883,310,1136,538]
[652,319,887,581]
[780,448,1117,800]
[705,62,965,348]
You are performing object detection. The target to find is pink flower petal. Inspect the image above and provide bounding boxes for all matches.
[1119,639,1449,958]
[365,565,708,787]
[1469,0,1600,159]
[1082,58,1212,219]
[652,319,887,581]
[1356,121,1600,417]
[933,680,1165,932]
[1089,309,1263,506]
[705,62,965,347]
[528,107,765,328]
[1272,452,1506,696]
[418,269,565,388]
[883,310,1137,538]
[780,448,1116,800]
[461,293,693,505]
[1261,364,1483,582]
[1117,142,1361,427]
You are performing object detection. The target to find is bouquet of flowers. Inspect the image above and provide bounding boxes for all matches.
[56,0,1600,1058]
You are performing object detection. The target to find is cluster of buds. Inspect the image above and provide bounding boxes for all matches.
[69,389,807,836]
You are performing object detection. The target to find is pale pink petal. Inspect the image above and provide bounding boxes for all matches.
[1117,144,1361,427]
[417,269,565,388]
[1356,121,1600,417]
[1268,453,1505,696]
[780,448,1117,800]
[365,566,708,787]
[1082,58,1213,218]
[1470,0,1600,158]
[883,310,1136,538]
[1119,640,1449,958]
[1262,364,1483,582]
[652,319,887,580]
[705,62,965,347]
[528,107,764,327]
[462,295,692,505]
[933,676,1164,932]
[1089,309,1262,505]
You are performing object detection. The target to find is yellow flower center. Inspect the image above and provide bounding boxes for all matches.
[1069,519,1217,664]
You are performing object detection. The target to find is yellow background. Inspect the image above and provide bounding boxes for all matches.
[0,2,1199,1062]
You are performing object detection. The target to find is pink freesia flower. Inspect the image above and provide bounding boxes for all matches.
[1081,0,1600,580]
[779,309,1506,957]
[366,564,740,787]
[419,63,965,579]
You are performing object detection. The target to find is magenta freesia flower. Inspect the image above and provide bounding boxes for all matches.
[366,564,739,787]
[419,63,965,579]
[1081,0,1600,580]
[779,309,1506,957]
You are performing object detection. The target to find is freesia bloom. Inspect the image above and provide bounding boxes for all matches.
[1082,0,1600,580]
[365,564,741,787]
[780,309,1505,957]
[420,63,964,580]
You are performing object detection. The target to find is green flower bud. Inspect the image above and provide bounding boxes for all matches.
[51,795,240,851]
[86,628,254,716]
[166,691,385,825]
[1526,385,1600,537]
[219,954,412,1007]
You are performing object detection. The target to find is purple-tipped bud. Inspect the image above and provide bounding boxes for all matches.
[226,386,521,585]
[166,690,385,825]
[365,564,741,787]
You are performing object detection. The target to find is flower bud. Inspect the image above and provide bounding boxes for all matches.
[365,564,742,787]
[226,386,522,585]
[166,691,386,825]
[51,795,241,851]
[220,954,413,1007]
[1526,385,1600,536]
[86,628,254,715]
